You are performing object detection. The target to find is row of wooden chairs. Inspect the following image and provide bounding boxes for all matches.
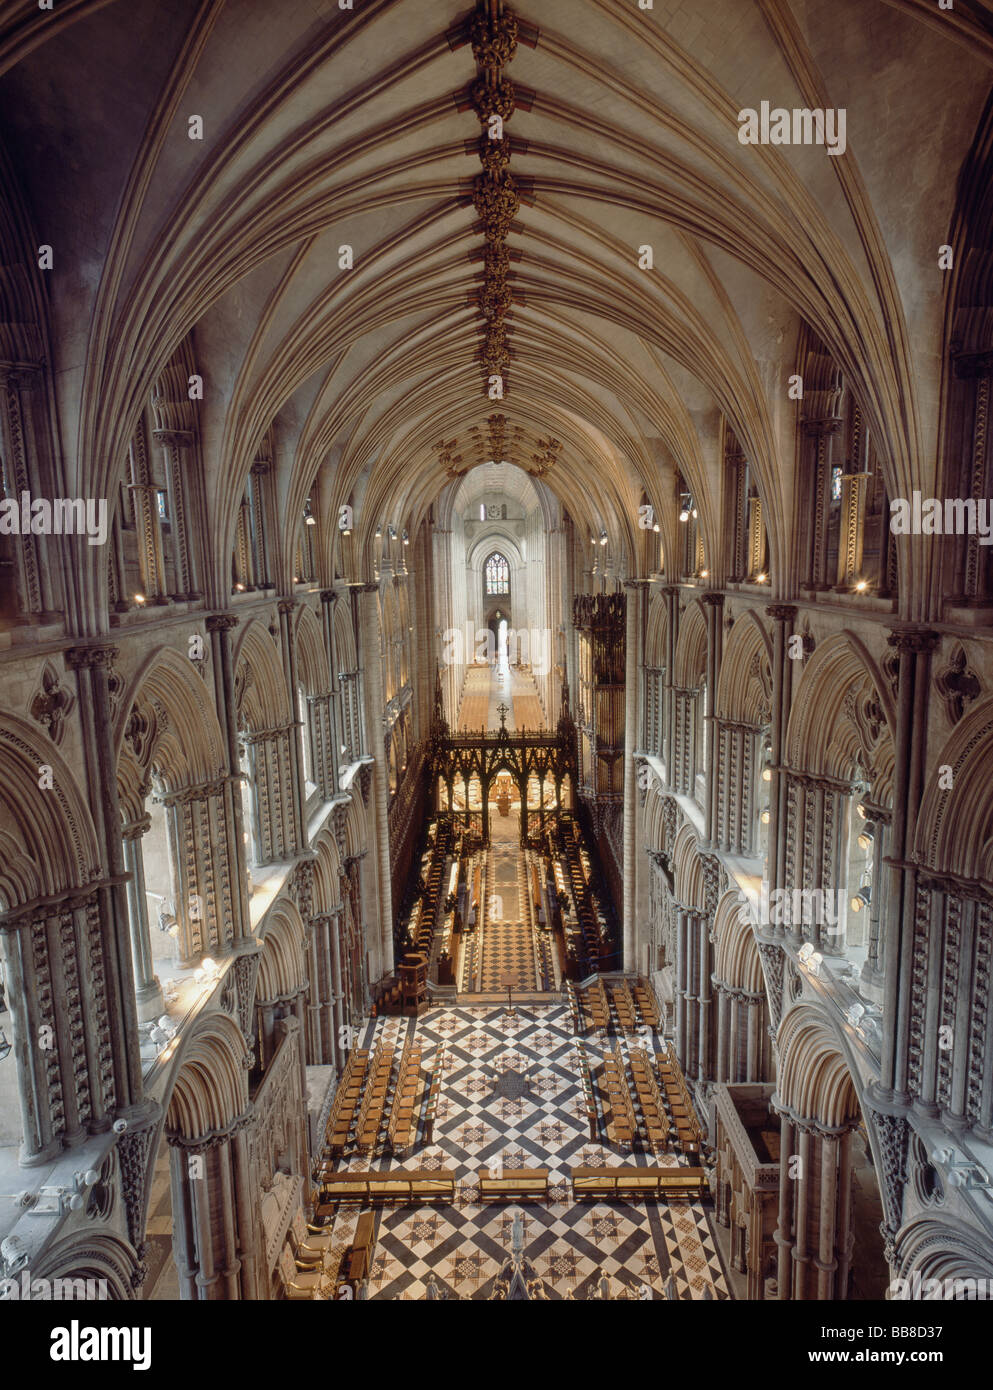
[415,820,454,955]
[602,1043,637,1146]
[584,977,611,1033]
[659,1043,704,1154]
[609,979,639,1033]
[627,1047,671,1153]
[555,820,603,963]
[324,1048,370,1156]
[386,1036,423,1154]
[354,1042,394,1153]
[632,976,661,1029]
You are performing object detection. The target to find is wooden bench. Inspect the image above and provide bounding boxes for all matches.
[315,1169,457,1205]
[570,1165,708,1202]
[477,1169,549,1202]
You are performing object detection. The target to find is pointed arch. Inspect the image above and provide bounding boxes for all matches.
[715,610,773,723]
[672,598,707,688]
[164,1011,250,1141]
[0,711,101,908]
[915,694,993,881]
[257,898,307,1000]
[785,632,896,805]
[114,646,228,796]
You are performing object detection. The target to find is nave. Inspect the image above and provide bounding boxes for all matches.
[287,1003,730,1300]
[2,0,993,1327]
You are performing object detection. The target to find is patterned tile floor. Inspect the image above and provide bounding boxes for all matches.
[327,1004,731,1300]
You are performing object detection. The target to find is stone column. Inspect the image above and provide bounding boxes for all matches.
[66,644,145,1120]
[882,627,939,1099]
[320,588,342,795]
[122,815,164,1022]
[661,586,680,777]
[622,580,645,970]
[801,417,843,591]
[206,613,252,944]
[127,416,168,604]
[152,428,201,600]
[278,598,308,852]
[701,591,724,845]
[764,606,796,928]
[359,583,394,979]
[0,366,60,620]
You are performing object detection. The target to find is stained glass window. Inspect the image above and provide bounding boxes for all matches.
[831,466,843,502]
[485,552,509,595]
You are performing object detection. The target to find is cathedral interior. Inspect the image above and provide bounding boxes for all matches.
[0,0,993,1313]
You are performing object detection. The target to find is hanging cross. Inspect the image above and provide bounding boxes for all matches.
[497,702,509,728]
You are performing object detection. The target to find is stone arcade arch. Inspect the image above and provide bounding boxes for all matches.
[163,1012,254,1301]
[714,612,773,857]
[773,1007,887,1301]
[712,890,772,1086]
[234,619,302,866]
[0,711,111,1165]
[670,599,708,799]
[115,648,233,997]
[781,634,895,962]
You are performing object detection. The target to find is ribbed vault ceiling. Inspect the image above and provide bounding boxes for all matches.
[1,0,992,626]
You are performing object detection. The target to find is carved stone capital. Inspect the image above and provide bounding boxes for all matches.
[65,644,119,670]
[886,626,940,656]
[206,612,240,633]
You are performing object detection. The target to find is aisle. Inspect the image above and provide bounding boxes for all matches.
[456,653,546,732]
[477,811,539,992]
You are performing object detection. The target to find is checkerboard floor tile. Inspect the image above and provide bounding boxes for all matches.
[326,1003,731,1300]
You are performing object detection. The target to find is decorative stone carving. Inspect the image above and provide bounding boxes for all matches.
[468,75,516,124]
[29,662,75,745]
[758,943,784,1027]
[469,6,519,67]
[864,1107,909,1256]
[935,643,981,724]
[118,1119,159,1265]
[232,951,261,1044]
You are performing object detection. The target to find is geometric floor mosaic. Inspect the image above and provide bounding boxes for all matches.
[325,1004,732,1299]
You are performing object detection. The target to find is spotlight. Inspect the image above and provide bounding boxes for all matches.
[760,808,770,825]
[679,506,690,523]
[762,767,772,783]
[653,523,660,533]
[699,568,709,578]
[134,593,146,606]
[854,579,868,593]
[857,823,875,852]
[305,514,316,527]
[755,572,767,584]
[856,802,867,820]
[692,506,698,519]
[850,885,871,913]
[599,530,608,546]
